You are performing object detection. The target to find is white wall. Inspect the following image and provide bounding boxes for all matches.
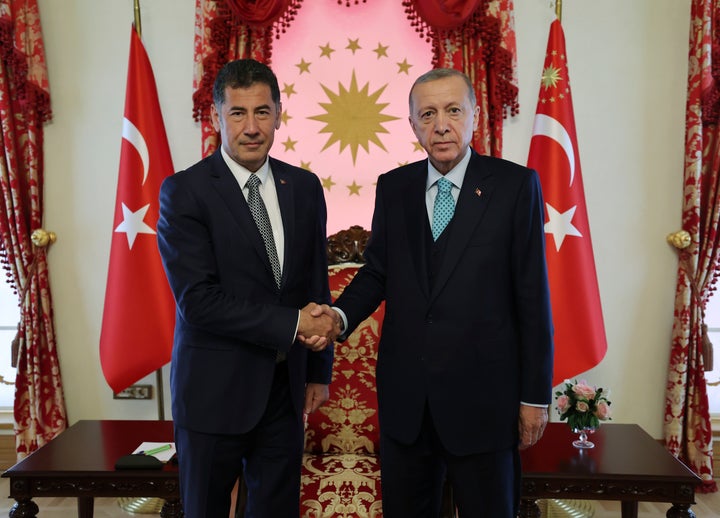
[36,0,690,438]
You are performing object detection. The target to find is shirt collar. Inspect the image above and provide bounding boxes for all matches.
[220,146,271,188]
[425,146,472,192]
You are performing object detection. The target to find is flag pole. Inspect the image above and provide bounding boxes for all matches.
[117,5,168,514]
[133,0,142,38]
[132,0,166,424]
[156,369,166,421]
[556,0,562,22]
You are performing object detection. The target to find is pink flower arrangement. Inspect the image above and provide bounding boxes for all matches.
[555,379,612,431]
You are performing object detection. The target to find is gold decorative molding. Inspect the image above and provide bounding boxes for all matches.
[667,230,691,250]
[30,228,56,248]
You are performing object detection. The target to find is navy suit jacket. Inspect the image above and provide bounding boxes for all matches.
[334,150,554,456]
[157,150,333,435]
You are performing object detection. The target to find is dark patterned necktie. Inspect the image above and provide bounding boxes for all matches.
[432,177,455,241]
[246,174,282,288]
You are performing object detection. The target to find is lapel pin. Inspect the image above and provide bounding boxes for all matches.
[475,188,482,197]
[280,179,287,185]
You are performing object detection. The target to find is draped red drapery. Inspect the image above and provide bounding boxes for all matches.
[664,0,719,493]
[193,0,517,158]
[0,0,67,458]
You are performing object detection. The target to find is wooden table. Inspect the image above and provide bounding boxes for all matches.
[519,422,701,518]
[1,420,702,518]
[1,420,181,518]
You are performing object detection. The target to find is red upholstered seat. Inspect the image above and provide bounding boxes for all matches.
[300,259,385,517]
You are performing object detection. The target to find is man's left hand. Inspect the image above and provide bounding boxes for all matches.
[304,383,330,416]
[518,404,548,450]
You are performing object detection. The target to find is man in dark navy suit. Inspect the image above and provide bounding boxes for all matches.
[324,68,554,517]
[158,59,338,518]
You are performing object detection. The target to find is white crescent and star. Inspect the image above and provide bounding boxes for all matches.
[115,118,156,249]
[531,113,582,251]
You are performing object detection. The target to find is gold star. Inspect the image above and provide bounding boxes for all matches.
[413,141,424,152]
[319,43,335,59]
[282,83,297,98]
[281,111,292,125]
[282,137,297,151]
[397,58,412,74]
[309,71,399,165]
[322,176,336,191]
[347,181,362,196]
[295,59,311,74]
[541,65,562,90]
[300,161,312,171]
[346,38,361,54]
[373,43,389,59]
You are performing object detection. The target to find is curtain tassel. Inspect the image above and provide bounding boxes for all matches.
[701,323,714,371]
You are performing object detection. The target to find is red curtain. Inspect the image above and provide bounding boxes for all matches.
[404,0,518,157]
[192,0,517,158]
[664,0,719,493]
[0,0,67,457]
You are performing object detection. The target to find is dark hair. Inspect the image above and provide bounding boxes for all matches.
[408,68,476,111]
[213,59,281,108]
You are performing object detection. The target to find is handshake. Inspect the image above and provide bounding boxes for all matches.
[296,302,342,352]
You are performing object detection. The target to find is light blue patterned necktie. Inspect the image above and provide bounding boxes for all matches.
[432,177,455,241]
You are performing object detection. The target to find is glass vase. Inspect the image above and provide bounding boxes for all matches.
[572,427,596,449]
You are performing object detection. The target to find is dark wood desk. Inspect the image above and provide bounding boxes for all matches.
[1,420,702,518]
[1,420,181,518]
[519,423,701,518]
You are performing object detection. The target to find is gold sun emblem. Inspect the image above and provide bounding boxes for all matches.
[541,64,563,90]
[309,70,399,165]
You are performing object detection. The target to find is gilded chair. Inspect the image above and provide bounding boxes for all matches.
[300,225,384,518]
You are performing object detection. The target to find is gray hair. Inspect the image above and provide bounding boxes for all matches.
[408,68,476,112]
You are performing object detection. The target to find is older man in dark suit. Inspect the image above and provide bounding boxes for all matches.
[158,59,338,518]
[323,68,554,517]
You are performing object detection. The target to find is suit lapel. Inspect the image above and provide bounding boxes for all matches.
[403,162,431,300]
[270,158,294,289]
[430,152,495,301]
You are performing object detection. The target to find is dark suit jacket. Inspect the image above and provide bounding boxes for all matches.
[334,149,553,456]
[157,150,333,435]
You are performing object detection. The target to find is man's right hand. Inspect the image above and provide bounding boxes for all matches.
[297,303,341,351]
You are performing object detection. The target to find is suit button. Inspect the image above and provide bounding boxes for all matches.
[426,314,433,324]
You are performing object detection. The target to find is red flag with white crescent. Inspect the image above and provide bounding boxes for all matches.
[100,27,175,393]
[527,19,607,386]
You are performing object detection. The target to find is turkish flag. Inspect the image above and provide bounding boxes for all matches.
[527,19,607,387]
[100,27,175,394]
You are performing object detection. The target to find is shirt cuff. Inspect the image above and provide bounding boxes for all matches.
[293,310,300,342]
[332,306,348,334]
[521,401,550,407]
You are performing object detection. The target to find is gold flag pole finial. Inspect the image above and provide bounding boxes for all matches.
[556,0,562,22]
[133,0,142,38]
